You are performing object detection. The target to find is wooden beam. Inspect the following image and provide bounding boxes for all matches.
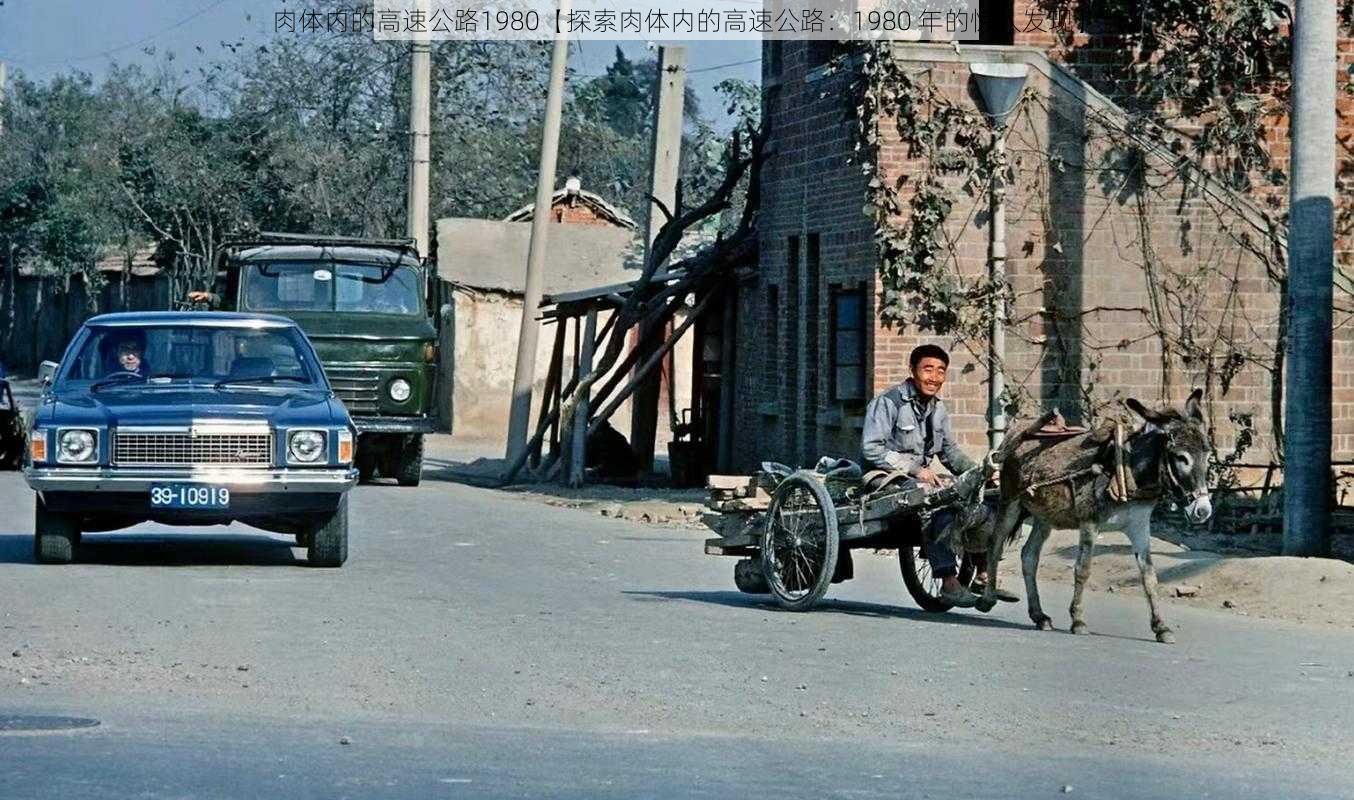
[589,290,715,440]
[531,316,568,468]
[568,309,597,487]
[540,289,718,482]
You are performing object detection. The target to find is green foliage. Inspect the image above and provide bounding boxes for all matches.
[853,46,1010,338]
[1040,0,1292,192]
[0,38,745,302]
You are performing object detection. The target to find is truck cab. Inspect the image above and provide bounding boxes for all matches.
[211,233,439,486]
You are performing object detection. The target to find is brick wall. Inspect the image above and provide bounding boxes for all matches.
[736,39,1354,472]
[733,42,878,469]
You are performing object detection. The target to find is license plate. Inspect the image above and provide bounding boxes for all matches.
[149,483,230,510]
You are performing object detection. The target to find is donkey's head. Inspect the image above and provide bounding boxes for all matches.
[1125,388,1213,525]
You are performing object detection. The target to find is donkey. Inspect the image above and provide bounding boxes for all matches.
[977,389,1214,644]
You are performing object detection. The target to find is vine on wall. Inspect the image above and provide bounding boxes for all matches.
[853,46,1007,342]
[851,39,1295,468]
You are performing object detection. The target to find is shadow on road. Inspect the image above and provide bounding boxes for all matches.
[622,589,1037,632]
[0,532,304,567]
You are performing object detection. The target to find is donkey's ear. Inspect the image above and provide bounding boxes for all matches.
[1184,388,1205,423]
[1125,397,1157,423]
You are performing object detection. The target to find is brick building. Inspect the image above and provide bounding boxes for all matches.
[732,21,1354,473]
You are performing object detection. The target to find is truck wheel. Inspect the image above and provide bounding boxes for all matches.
[395,434,424,487]
[307,495,349,568]
[356,452,378,484]
[34,497,79,564]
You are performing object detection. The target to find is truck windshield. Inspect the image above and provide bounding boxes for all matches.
[60,325,320,388]
[243,261,423,315]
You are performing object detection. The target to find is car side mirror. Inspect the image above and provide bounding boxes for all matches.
[38,361,59,388]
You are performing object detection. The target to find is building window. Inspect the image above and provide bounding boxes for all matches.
[831,284,868,403]
[766,284,780,387]
[805,234,821,410]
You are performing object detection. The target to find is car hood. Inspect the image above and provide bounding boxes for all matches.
[39,386,347,429]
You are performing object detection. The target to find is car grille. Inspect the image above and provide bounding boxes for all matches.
[114,431,273,467]
[327,369,380,416]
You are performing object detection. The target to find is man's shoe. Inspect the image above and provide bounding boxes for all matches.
[938,584,980,608]
[972,576,1020,603]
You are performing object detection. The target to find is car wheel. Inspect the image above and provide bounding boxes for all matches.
[307,495,348,568]
[395,434,423,487]
[34,497,79,564]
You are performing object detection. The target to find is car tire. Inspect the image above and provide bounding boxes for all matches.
[34,497,79,564]
[394,434,423,487]
[307,495,348,568]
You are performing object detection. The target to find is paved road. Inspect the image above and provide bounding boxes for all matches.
[1,468,1352,798]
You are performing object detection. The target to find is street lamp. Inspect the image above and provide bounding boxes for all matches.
[971,62,1029,451]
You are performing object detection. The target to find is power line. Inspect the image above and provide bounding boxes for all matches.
[687,56,760,74]
[1,0,235,68]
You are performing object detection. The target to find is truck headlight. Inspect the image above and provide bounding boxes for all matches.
[57,429,97,464]
[287,430,326,464]
[388,378,412,403]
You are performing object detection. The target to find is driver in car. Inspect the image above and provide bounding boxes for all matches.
[113,340,149,378]
[861,344,1016,608]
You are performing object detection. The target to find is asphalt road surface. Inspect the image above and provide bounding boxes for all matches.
[2,468,1352,799]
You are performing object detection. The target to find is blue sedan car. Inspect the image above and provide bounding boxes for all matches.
[23,312,357,566]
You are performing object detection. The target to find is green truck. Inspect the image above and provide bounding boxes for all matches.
[203,233,440,486]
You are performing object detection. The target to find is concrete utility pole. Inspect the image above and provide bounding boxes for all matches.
[630,45,687,473]
[405,2,432,258]
[1283,0,1337,557]
[504,4,571,463]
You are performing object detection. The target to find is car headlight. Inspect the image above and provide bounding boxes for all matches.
[30,430,49,463]
[57,429,97,464]
[337,429,354,464]
[388,378,412,403]
[287,430,326,464]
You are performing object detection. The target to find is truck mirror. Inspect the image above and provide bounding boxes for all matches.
[38,361,59,387]
[439,303,452,321]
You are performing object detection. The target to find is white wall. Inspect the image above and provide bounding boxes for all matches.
[448,289,693,454]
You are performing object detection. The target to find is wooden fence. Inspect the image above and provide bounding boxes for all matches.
[0,271,172,375]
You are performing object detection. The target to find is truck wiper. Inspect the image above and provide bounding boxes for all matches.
[214,375,312,389]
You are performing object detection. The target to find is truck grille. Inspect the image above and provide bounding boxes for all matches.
[327,369,380,416]
[114,431,273,467]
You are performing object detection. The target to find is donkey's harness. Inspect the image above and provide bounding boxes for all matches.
[1018,418,1138,510]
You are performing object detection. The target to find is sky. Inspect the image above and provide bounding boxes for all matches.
[0,0,762,116]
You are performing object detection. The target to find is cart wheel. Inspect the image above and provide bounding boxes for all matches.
[900,544,977,612]
[760,472,838,611]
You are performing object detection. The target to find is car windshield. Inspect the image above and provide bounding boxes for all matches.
[242,261,423,315]
[59,325,320,389]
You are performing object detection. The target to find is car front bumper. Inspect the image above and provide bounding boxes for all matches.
[24,466,358,494]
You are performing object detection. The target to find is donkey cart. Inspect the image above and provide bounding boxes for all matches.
[703,464,994,612]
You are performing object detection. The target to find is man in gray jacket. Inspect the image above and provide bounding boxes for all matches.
[862,344,1005,608]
